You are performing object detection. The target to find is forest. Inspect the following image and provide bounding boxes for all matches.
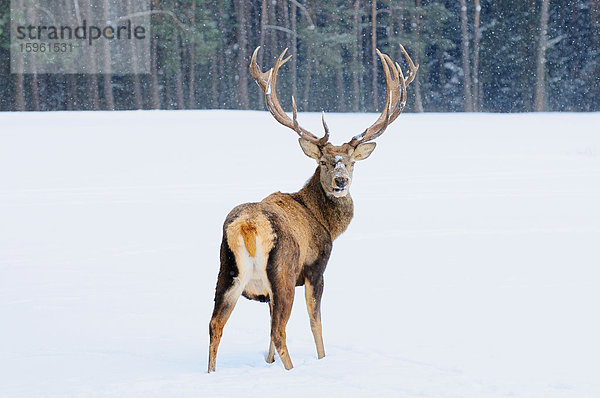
[0,0,598,113]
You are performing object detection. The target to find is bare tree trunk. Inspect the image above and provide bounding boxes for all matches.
[14,0,25,110]
[67,75,77,110]
[188,44,195,109]
[86,76,100,110]
[149,0,160,109]
[165,69,173,109]
[102,74,114,110]
[29,76,40,111]
[438,50,446,110]
[81,0,100,110]
[352,0,361,112]
[210,58,219,108]
[212,0,225,108]
[15,73,25,111]
[27,5,40,111]
[14,71,25,112]
[534,0,550,112]
[281,0,290,45]
[127,0,143,109]
[336,68,346,112]
[269,0,277,49]
[302,0,313,110]
[150,33,160,109]
[188,0,196,109]
[233,0,250,109]
[281,0,291,102]
[174,40,186,110]
[86,56,100,111]
[391,2,399,72]
[412,0,424,112]
[303,46,312,110]
[290,0,298,100]
[459,0,473,112]
[258,0,268,108]
[472,0,482,111]
[524,0,537,110]
[371,0,378,111]
[102,0,115,109]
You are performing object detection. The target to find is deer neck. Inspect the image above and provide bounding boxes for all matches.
[292,167,354,241]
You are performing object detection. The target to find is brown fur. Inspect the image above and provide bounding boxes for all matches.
[210,44,414,373]
[226,214,275,260]
[240,224,256,257]
[208,163,358,372]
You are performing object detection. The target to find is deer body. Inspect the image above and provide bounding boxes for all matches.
[225,169,353,305]
[208,46,418,372]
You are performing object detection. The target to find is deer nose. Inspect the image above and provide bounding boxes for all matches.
[334,177,348,189]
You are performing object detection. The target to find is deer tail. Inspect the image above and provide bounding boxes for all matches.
[226,214,275,260]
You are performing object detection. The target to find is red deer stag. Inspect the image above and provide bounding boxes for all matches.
[208,45,418,372]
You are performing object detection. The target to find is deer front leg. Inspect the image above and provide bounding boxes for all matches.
[270,286,295,370]
[305,277,325,359]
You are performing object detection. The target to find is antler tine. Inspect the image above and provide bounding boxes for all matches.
[292,95,300,131]
[347,50,396,147]
[370,55,409,141]
[365,53,406,142]
[320,111,330,144]
[347,45,416,147]
[399,44,419,86]
[264,49,297,130]
[348,48,404,146]
[250,47,328,145]
[250,47,269,92]
[377,50,399,123]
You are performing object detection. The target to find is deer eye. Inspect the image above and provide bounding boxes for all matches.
[320,161,326,166]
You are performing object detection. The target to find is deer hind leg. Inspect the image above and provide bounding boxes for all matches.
[305,276,325,359]
[270,286,295,370]
[208,236,246,373]
[208,279,244,373]
[266,340,276,364]
[266,302,276,363]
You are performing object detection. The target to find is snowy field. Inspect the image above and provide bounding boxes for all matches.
[1,110,599,398]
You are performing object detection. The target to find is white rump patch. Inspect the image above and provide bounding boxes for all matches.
[232,234,271,299]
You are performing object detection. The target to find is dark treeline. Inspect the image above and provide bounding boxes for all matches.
[0,0,598,112]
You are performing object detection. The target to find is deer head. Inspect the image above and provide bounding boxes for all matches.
[250,45,418,198]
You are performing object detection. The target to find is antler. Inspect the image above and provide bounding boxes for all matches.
[250,47,329,146]
[347,44,419,147]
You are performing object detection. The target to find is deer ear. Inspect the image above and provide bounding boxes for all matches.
[298,138,322,160]
[352,142,376,161]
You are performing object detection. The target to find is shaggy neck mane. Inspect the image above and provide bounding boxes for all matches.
[292,167,354,240]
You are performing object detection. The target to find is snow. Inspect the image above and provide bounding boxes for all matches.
[352,130,366,141]
[1,110,599,397]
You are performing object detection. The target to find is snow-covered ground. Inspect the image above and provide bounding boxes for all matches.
[1,110,599,397]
